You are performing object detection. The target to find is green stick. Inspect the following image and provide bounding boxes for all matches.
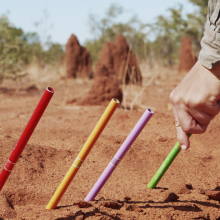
[147,133,192,189]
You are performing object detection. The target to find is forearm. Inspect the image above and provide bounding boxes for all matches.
[199,0,220,69]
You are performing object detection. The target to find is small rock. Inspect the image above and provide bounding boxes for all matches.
[185,184,193,190]
[205,190,220,200]
[103,201,119,209]
[158,137,167,142]
[25,84,39,92]
[124,196,131,201]
[148,200,154,203]
[75,216,84,220]
[170,183,191,194]
[126,204,143,212]
[95,213,101,216]
[73,210,84,220]
[199,188,206,194]
[164,192,179,202]
[126,205,134,210]
[194,188,206,195]
[76,201,92,208]
[136,208,143,212]
[92,208,100,214]
[66,98,77,104]
[201,156,212,162]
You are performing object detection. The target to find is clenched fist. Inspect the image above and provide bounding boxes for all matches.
[170,61,220,150]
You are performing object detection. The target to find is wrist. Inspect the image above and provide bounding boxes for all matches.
[198,60,220,78]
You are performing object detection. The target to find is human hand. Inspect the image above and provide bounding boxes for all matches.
[170,60,220,150]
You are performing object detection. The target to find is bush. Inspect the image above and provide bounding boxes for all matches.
[0,15,64,82]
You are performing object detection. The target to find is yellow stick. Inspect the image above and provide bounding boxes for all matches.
[46,98,120,210]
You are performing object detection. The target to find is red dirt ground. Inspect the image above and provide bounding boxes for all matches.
[1,71,220,219]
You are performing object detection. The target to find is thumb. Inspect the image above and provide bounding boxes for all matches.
[176,125,190,150]
[173,106,190,150]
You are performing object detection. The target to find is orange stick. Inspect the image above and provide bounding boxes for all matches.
[46,98,120,210]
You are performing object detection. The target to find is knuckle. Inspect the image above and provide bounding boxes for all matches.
[211,109,219,116]
[176,133,183,142]
[184,97,195,108]
[181,126,191,133]
[181,121,194,133]
[201,124,208,133]
[170,90,174,103]
[202,127,208,133]
[186,96,205,109]
[170,89,180,104]
[194,100,206,109]
[195,128,206,134]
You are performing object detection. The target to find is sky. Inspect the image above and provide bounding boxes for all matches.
[0,0,195,46]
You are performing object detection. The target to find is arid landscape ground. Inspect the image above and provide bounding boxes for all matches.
[1,66,220,220]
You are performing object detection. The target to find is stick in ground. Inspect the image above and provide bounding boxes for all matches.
[85,108,154,201]
[46,98,120,210]
[0,87,54,191]
[147,133,192,189]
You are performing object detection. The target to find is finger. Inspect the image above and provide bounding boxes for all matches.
[173,106,190,150]
[188,108,215,125]
[176,107,208,134]
[195,102,220,116]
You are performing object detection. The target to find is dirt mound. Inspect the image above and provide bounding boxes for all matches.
[76,35,143,105]
[76,50,123,105]
[0,193,17,219]
[95,61,115,78]
[164,192,179,202]
[0,87,15,95]
[76,201,93,208]
[178,36,196,73]
[111,35,128,83]
[98,42,114,73]
[78,76,122,105]
[103,200,120,209]
[169,183,191,194]
[128,53,142,84]
[205,190,220,200]
[0,84,40,96]
[66,34,93,78]
[96,35,142,84]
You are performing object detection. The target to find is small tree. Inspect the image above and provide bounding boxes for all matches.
[0,14,65,82]
[84,4,147,63]
[147,5,187,65]
[0,15,28,81]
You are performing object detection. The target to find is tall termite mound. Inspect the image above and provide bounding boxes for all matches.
[178,36,196,73]
[77,35,141,105]
[97,35,142,84]
[78,62,123,105]
[66,34,93,78]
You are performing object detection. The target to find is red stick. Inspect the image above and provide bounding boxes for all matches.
[0,87,54,191]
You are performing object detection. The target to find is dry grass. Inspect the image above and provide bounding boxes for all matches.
[122,62,180,110]
[0,62,67,93]
[25,62,66,84]
[0,60,182,112]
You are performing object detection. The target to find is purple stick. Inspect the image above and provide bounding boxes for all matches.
[85,108,154,201]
